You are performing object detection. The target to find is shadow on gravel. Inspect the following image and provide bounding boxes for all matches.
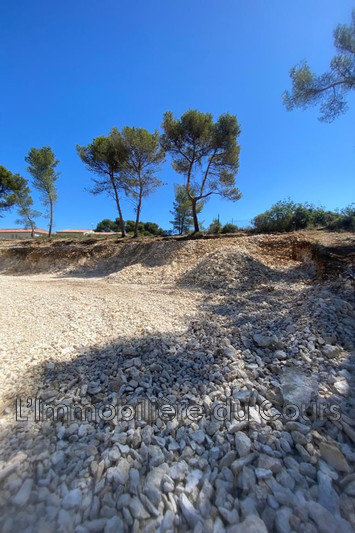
[0,258,354,533]
[0,317,228,532]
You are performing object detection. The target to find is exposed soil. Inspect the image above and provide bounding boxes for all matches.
[0,231,354,533]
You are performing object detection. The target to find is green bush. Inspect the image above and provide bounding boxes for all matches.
[95,218,164,236]
[95,218,119,232]
[252,200,355,233]
[208,218,223,234]
[252,200,297,233]
[221,223,238,234]
[325,204,355,231]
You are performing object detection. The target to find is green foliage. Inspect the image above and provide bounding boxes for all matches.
[124,220,137,234]
[77,131,127,236]
[125,219,164,236]
[283,9,355,122]
[94,218,164,236]
[13,179,41,235]
[170,184,203,235]
[221,223,238,234]
[143,221,164,236]
[77,133,126,181]
[25,147,59,201]
[252,200,310,233]
[0,166,40,233]
[95,218,119,232]
[25,146,59,237]
[118,126,165,237]
[161,109,242,232]
[325,204,355,231]
[79,127,165,238]
[252,200,355,233]
[0,166,28,214]
[208,218,223,234]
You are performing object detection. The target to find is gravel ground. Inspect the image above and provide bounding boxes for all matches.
[0,241,354,533]
[0,276,201,406]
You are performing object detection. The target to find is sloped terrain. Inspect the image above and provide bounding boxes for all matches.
[0,231,354,533]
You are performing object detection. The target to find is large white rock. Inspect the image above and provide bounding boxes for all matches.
[281,367,318,409]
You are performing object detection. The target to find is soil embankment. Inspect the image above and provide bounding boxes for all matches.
[0,231,353,281]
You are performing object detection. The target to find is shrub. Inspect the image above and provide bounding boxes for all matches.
[208,218,223,234]
[252,200,297,233]
[221,223,238,233]
[252,200,355,233]
[325,204,355,231]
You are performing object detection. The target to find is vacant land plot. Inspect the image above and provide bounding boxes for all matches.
[0,233,354,533]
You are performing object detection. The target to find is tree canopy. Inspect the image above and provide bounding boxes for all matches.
[221,223,238,234]
[95,218,120,233]
[0,166,27,215]
[78,127,164,238]
[77,131,127,237]
[14,179,41,237]
[25,146,59,237]
[95,218,164,236]
[116,127,165,237]
[283,9,355,122]
[161,110,241,232]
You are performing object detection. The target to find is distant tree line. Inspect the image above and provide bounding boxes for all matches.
[207,218,239,234]
[251,200,355,233]
[95,218,164,236]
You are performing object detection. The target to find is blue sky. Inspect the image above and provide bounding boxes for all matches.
[1,0,354,231]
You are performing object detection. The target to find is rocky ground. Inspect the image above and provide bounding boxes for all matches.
[0,233,354,533]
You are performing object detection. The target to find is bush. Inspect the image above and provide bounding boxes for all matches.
[325,204,355,231]
[252,200,355,233]
[252,200,297,233]
[208,218,223,234]
[95,218,119,232]
[95,218,165,236]
[221,223,238,234]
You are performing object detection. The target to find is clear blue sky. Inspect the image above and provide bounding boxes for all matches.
[1,0,354,231]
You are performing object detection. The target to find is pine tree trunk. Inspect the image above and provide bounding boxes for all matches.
[192,198,200,233]
[48,198,53,238]
[134,192,143,238]
[111,177,125,237]
[179,214,184,235]
[116,195,125,237]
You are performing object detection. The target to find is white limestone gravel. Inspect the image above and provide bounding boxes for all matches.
[0,234,354,533]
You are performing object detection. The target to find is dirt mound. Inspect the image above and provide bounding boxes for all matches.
[104,240,247,285]
[104,236,305,287]
[178,249,274,289]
